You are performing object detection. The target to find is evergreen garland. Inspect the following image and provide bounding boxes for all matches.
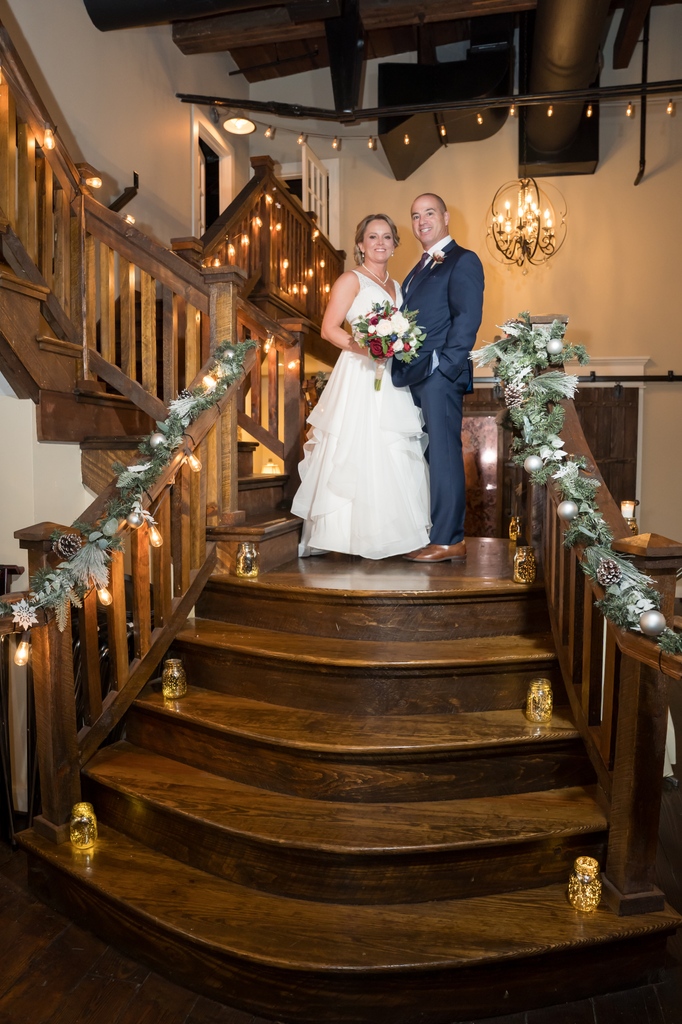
[475,312,682,656]
[1,338,255,631]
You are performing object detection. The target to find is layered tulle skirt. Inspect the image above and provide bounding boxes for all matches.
[292,351,430,559]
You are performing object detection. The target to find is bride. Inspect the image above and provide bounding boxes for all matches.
[292,213,430,559]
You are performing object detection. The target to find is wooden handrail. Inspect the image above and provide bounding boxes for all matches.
[542,396,682,915]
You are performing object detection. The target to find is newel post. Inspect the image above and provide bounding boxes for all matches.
[204,265,247,526]
[15,522,81,843]
[602,532,682,914]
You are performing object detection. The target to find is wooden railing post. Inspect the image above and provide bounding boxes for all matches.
[602,652,669,915]
[205,265,247,525]
[611,532,682,624]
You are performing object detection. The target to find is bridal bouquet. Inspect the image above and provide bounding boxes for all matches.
[353,301,426,390]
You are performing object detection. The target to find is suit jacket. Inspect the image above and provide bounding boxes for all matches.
[392,238,484,388]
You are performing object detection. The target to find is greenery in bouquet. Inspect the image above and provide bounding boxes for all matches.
[353,300,426,390]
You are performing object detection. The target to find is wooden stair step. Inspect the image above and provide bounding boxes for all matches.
[128,686,594,802]
[83,741,606,903]
[196,539,551,640]
[172,618,563,714]
[21,824,680,1023]
[208,511,301,575]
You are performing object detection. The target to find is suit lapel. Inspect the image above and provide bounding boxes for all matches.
[405,240,459,303]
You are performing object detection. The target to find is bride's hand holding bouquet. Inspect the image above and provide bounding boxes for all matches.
[353,301,426,390]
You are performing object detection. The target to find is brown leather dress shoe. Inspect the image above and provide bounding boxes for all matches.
[404,542,467,562]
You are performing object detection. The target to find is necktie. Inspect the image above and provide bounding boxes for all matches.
[406,252,431,292]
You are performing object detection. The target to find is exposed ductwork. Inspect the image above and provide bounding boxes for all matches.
[525,0,612,156]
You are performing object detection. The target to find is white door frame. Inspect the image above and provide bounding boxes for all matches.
[190,106,235,237]
[278,150,340,250]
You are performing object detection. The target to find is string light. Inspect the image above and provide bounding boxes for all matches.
[667,99,675,115]
[282,258,289,269]
[626,102,634,117]
[97,588,113,607]
[307,268,314,278]
[211,256,221,267]
[264,193,273,204]
[368,136,376,150]
[275,222,282,231]
[227,243,235,259]
[319,259,325,267]
[186,449,202,472]
[332,136,341,150]
[325,283,330,293]
[202,374,217,391]
[149,525,163,547]
[510,103,516,117]
[253,216,262,227]
[297,132,307,145]
[476,112,483,125]
[312,228,320,239]
[586,104,593,118]
[241,233,249,245]
[43,128,55,150]
[403,133,410,145]
[124,213,135,225]
[264,126,276,139]
[547,105,554,117]
[439,123,447,138]
[13,633,30,667]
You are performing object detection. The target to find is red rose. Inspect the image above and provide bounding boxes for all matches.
[369,338,384,357]
[369,316,379,326]
[403,343,411,352]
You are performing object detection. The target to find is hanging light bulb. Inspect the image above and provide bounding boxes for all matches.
[476,112,483,125]
[510,103,516,117]
[367,136,377,150]
[149,524,163,547]
[312,228,320,239]
[282,258,289,270]
[253,216,262,228]
[202,374,217,391]
[586,104,593,118]
[186,450,202,472]
[403,133,410,145]
[211,256,221,267]
[14,633,30,667]
[227,243,235,259]
[626,102,634,117]
[307,268,314,278]
[319,259,325,268]
[97,588,113,607]
[297,132,307,145]
[264,125,276,139]
[439,123,447,138]
[43,128,55,150]
[264,193,273,204]
[667,99,675,116]
[547,105,554,118]
[324,283,330,293]
[241,233,249,246]
[124,213,135,225]
[332,136,342,150]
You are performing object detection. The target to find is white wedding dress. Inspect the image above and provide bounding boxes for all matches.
[292,271,430,559]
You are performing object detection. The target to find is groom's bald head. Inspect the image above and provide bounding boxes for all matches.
[412,193,447,214]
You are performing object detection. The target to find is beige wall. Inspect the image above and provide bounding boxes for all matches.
[250,7,682,540]
[0,0,251,244]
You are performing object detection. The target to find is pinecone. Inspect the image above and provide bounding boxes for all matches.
[52,532,82,560]
[596,557,622,587]
[178,388,192,400]
[503,380,527,409]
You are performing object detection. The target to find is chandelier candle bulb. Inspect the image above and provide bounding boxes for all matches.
[162,658,187,699]
[70,802,98,850]
[236,541,259,578]
[525,678,553,723]
[567,857,602,912]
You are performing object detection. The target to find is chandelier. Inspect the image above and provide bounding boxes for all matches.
[486,177,567,268]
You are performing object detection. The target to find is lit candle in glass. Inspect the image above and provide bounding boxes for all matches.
[620,500,636,518]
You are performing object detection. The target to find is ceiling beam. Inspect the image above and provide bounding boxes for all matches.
[325,0,364,113]
[173,0,537,54]
[613,0,652,69]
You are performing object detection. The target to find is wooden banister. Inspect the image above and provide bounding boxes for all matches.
[542,395,682,915]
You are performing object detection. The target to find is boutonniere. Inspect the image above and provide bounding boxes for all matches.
[431,251,446,265]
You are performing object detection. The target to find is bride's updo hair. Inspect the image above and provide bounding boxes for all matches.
[353,214,400,265]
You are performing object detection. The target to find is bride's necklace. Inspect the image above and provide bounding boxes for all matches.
[363,264,389,286]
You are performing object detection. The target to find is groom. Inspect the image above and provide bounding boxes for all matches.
[392,193,484,562]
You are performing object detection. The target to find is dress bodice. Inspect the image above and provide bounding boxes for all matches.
[346,270,402,326]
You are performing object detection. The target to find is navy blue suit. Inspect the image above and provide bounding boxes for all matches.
[392,239,484,545]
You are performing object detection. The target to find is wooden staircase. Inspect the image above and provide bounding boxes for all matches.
[18,542,680,1023]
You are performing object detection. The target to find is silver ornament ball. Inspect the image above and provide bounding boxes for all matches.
[639,610,666,637]
[524,454,544,474]
[126,510,144,529]
[149,431,166,449]
[546,339,564,356]
[557,499,579,521]
[223,347,236,360]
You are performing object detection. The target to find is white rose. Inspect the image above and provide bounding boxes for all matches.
[377,319,394,337]
[391,313,409,334]
[392,340,404,352]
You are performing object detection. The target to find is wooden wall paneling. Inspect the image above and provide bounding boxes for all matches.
[77,587,103,726]
[84,233,97,356]
[105,549,129,692]
[140,269,157,396]
[205,421,219,526]
[0,80,17,227]
[130,524,152,660]
[171,464,191,595]
[268,343,278,436]
[31,608,81,840]
[99,244,116,365]
[582,575,605,727]
[119,256,137,381]
[162,285,178,403]
[151,490,172,629]
[16,121,37,262]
